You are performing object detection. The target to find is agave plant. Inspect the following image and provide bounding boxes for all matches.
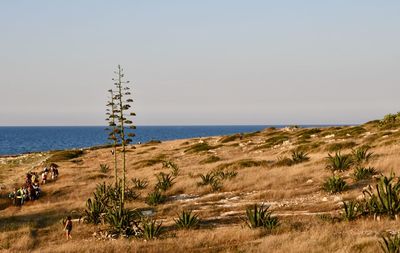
[352,147,374,165]
[214,169,238,180]
[291,150,310,164]
[162,160,180,176]
[245,204,279,230]
[198,172,217,186]
[131,178,148,189]
[380,233,400,253]
[140,218,163,240]
[353,167,377,181]
[326,152,353,172]
[105,206,140,236]
[155,172,175,191]
[175,210,200,229]
[99,164,110,174]
[342,200,360,221]
[84,195,107,224]
[146,191,166,206]
[323,175,347,194]
[363,173,400,219]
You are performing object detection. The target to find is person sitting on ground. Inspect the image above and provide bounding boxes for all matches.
[32,183,41,199]
[64,216,73,240]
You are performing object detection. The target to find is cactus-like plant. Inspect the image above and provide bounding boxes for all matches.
[155,172,175,192]
[342,200,360,221]
[131,178,148,189]
[380,233,400,253]
[162,160,180,176]
[291,150,310,164]
[326,152,353,172]
[99,164,110,174]
[352,146,374,165]
[105,206,140,236]
[245,204,279,230]
[175,210,200,229]
[198,172,217,186]
[146,191,166,206]
[363,173,400,219]
[353,167,377,181]
[323,175,347,193]
[141,218,163,240]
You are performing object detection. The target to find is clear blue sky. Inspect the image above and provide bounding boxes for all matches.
[1,1,399,126]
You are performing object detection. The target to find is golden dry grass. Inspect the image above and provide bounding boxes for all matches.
[0,122,400,252]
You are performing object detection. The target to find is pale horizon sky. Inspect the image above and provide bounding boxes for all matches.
[1,1,399,126]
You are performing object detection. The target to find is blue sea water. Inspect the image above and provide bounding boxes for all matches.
[0,125,332,156]
[0,126,265,155]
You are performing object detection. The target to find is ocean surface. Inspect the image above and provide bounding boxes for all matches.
[0,125,332,156]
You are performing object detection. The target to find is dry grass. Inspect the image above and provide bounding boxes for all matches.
[1,123,400,252]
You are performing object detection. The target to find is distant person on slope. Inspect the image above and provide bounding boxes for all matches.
[64,216,73,240]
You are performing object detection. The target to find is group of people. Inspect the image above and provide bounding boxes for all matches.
[8,163,59,206]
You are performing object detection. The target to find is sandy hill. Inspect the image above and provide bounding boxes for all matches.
[1,118,400,253]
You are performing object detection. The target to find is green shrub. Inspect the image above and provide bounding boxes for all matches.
[219,134,242,143]
[352,146,374,165]
[131,178,148,189]
[155,172,175,191]
[47,150,84,162]
[146,191,166,206]
[326,152,353,172]
[99,164,110,173]
[353,167,377,181]
[200,155,221,164]
[140,219,163,240]
[380,233,400,253]
[291,150,310,164]
[245,204,279,230]
[326,142,357,152]
[174,210,200,229]
[323,175,347,193]
[275,156,293,167]
[184,142,219,153]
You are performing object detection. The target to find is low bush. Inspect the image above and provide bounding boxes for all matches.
[47,150,84,162]
[219,134,242,143]
[323,175,347,193]
[353,167,377,181]
[162,161,180,176]
[200,155,221,164]
[146,191,166,206]
[326,142,357,152]
[184,142,219,153]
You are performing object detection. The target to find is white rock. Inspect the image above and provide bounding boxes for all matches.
[322,197,328,202]
[324,134,335,139]
[306,179,313,184]
[333,196,343,202]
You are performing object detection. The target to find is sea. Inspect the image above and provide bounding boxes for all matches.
[0,125,334,156]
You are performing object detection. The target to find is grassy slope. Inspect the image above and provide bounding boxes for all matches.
[0,121,400,252]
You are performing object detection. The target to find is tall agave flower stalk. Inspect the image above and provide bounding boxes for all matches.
[112,65,136,208]
[106,89,119,186]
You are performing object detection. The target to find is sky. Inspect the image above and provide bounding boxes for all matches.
[0,0,399,126]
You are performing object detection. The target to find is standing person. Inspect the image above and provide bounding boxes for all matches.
[41,171,47,184]
[64,216,73,240]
